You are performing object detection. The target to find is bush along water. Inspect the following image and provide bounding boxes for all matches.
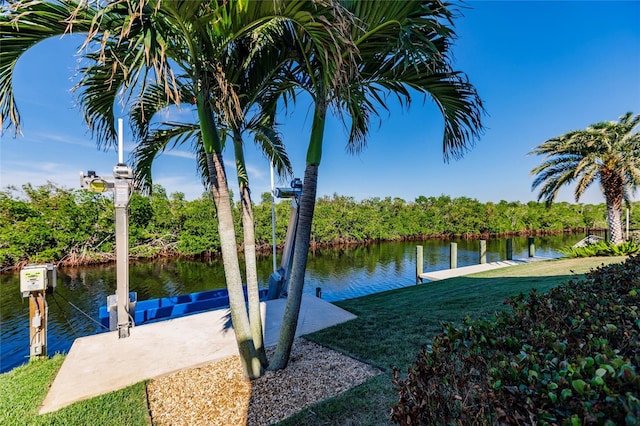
[391,255,640,425]
[560,241,640,258]
[3,183,631,271]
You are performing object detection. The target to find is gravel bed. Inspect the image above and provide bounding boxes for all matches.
[147,338,381,425]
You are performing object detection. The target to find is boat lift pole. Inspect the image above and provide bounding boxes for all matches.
[267,178,302,299]
[270,162,277,273]
[80,118,134,338]
[113,119,133,338]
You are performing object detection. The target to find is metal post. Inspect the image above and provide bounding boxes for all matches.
[528,237,535,257]
[118,119,124,164]
[113,118,133,338]
[627,208,630,241]
[416,245,423,284]
[80,118,134,338]
[450,242,457,269]
[506,238,513,260]
[479,240,486,264]
[114,179,131,338]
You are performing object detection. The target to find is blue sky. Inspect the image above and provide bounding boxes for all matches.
[1,1,639,204]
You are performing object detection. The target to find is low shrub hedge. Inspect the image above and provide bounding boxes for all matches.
[391,256,640,425]
[560,241,640,258]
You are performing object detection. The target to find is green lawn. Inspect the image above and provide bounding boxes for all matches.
[0,355,150,425]
[0,256,625,426]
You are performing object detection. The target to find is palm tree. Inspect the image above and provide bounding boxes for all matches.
[269,0,485,369]
[120,78,292,368]
[530,112,640,244]
[1,0,356,379]
[85,0,352,375]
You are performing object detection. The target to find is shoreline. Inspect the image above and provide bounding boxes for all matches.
[1,228,602,273]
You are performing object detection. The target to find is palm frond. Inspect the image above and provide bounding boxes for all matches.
[130,80,195,141]
[245,114,292,178]
[335,0,484,158]
[132,121,200,191]
[73,49,125,149]
[1,0,98,135]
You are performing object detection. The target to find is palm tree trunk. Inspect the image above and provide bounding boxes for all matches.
[603,174,625,244]
[234,134,268,367]
[240,184,268,366]
[206,152,263,379]
[269,164,319,369]
[198,92,262,378]
[269,102,325,370]
[605,196,624,244]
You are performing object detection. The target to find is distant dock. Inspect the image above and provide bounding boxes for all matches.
[418,257,551,282]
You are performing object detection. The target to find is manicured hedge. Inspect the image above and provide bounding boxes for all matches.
[391,256,640,425]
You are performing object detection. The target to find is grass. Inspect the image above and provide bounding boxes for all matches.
[0,256,626,425]
[0,354,150,425]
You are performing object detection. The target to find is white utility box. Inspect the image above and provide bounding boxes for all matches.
[20,264,56,297]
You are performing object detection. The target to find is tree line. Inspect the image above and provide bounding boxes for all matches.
[3,182,637,272]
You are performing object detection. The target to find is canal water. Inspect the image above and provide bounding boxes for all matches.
[0,235,583,373]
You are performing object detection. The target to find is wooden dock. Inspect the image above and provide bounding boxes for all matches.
[418,257,551,282]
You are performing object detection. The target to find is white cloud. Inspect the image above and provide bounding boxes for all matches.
[28,131,96,149]
[245,163,266,181]
[161,150,196,160]
[153,174,206,200]
[0,164,79,192]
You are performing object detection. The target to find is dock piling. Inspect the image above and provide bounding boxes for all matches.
[528,237,535,257]
[450,242,457,269]
[506,238,513,260]
[479,240,487,264]
[416,245,423,284]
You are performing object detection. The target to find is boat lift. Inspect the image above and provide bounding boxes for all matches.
[267,177,302,300]
[80,118,136,338]
[82,137,302,329]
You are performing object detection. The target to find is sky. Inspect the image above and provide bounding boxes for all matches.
[1,1,639,205]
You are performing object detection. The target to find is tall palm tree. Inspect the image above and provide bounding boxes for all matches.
[1,0,356,379]
[120,79,292,368]
[269,0,485,369]
[530,112,640,244]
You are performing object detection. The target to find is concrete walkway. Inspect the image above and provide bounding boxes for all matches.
[40,294,356,414]
[419,256,551,281]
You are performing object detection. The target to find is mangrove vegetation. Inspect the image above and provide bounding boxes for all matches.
[2,182,637,272]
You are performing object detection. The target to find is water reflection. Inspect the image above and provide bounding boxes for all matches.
[0,235,584,372]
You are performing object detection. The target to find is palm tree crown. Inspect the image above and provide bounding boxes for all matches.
[530,112,640,244]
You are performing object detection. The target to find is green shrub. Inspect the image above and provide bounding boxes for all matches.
[561,241,640,257]
[391,255,640,425]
